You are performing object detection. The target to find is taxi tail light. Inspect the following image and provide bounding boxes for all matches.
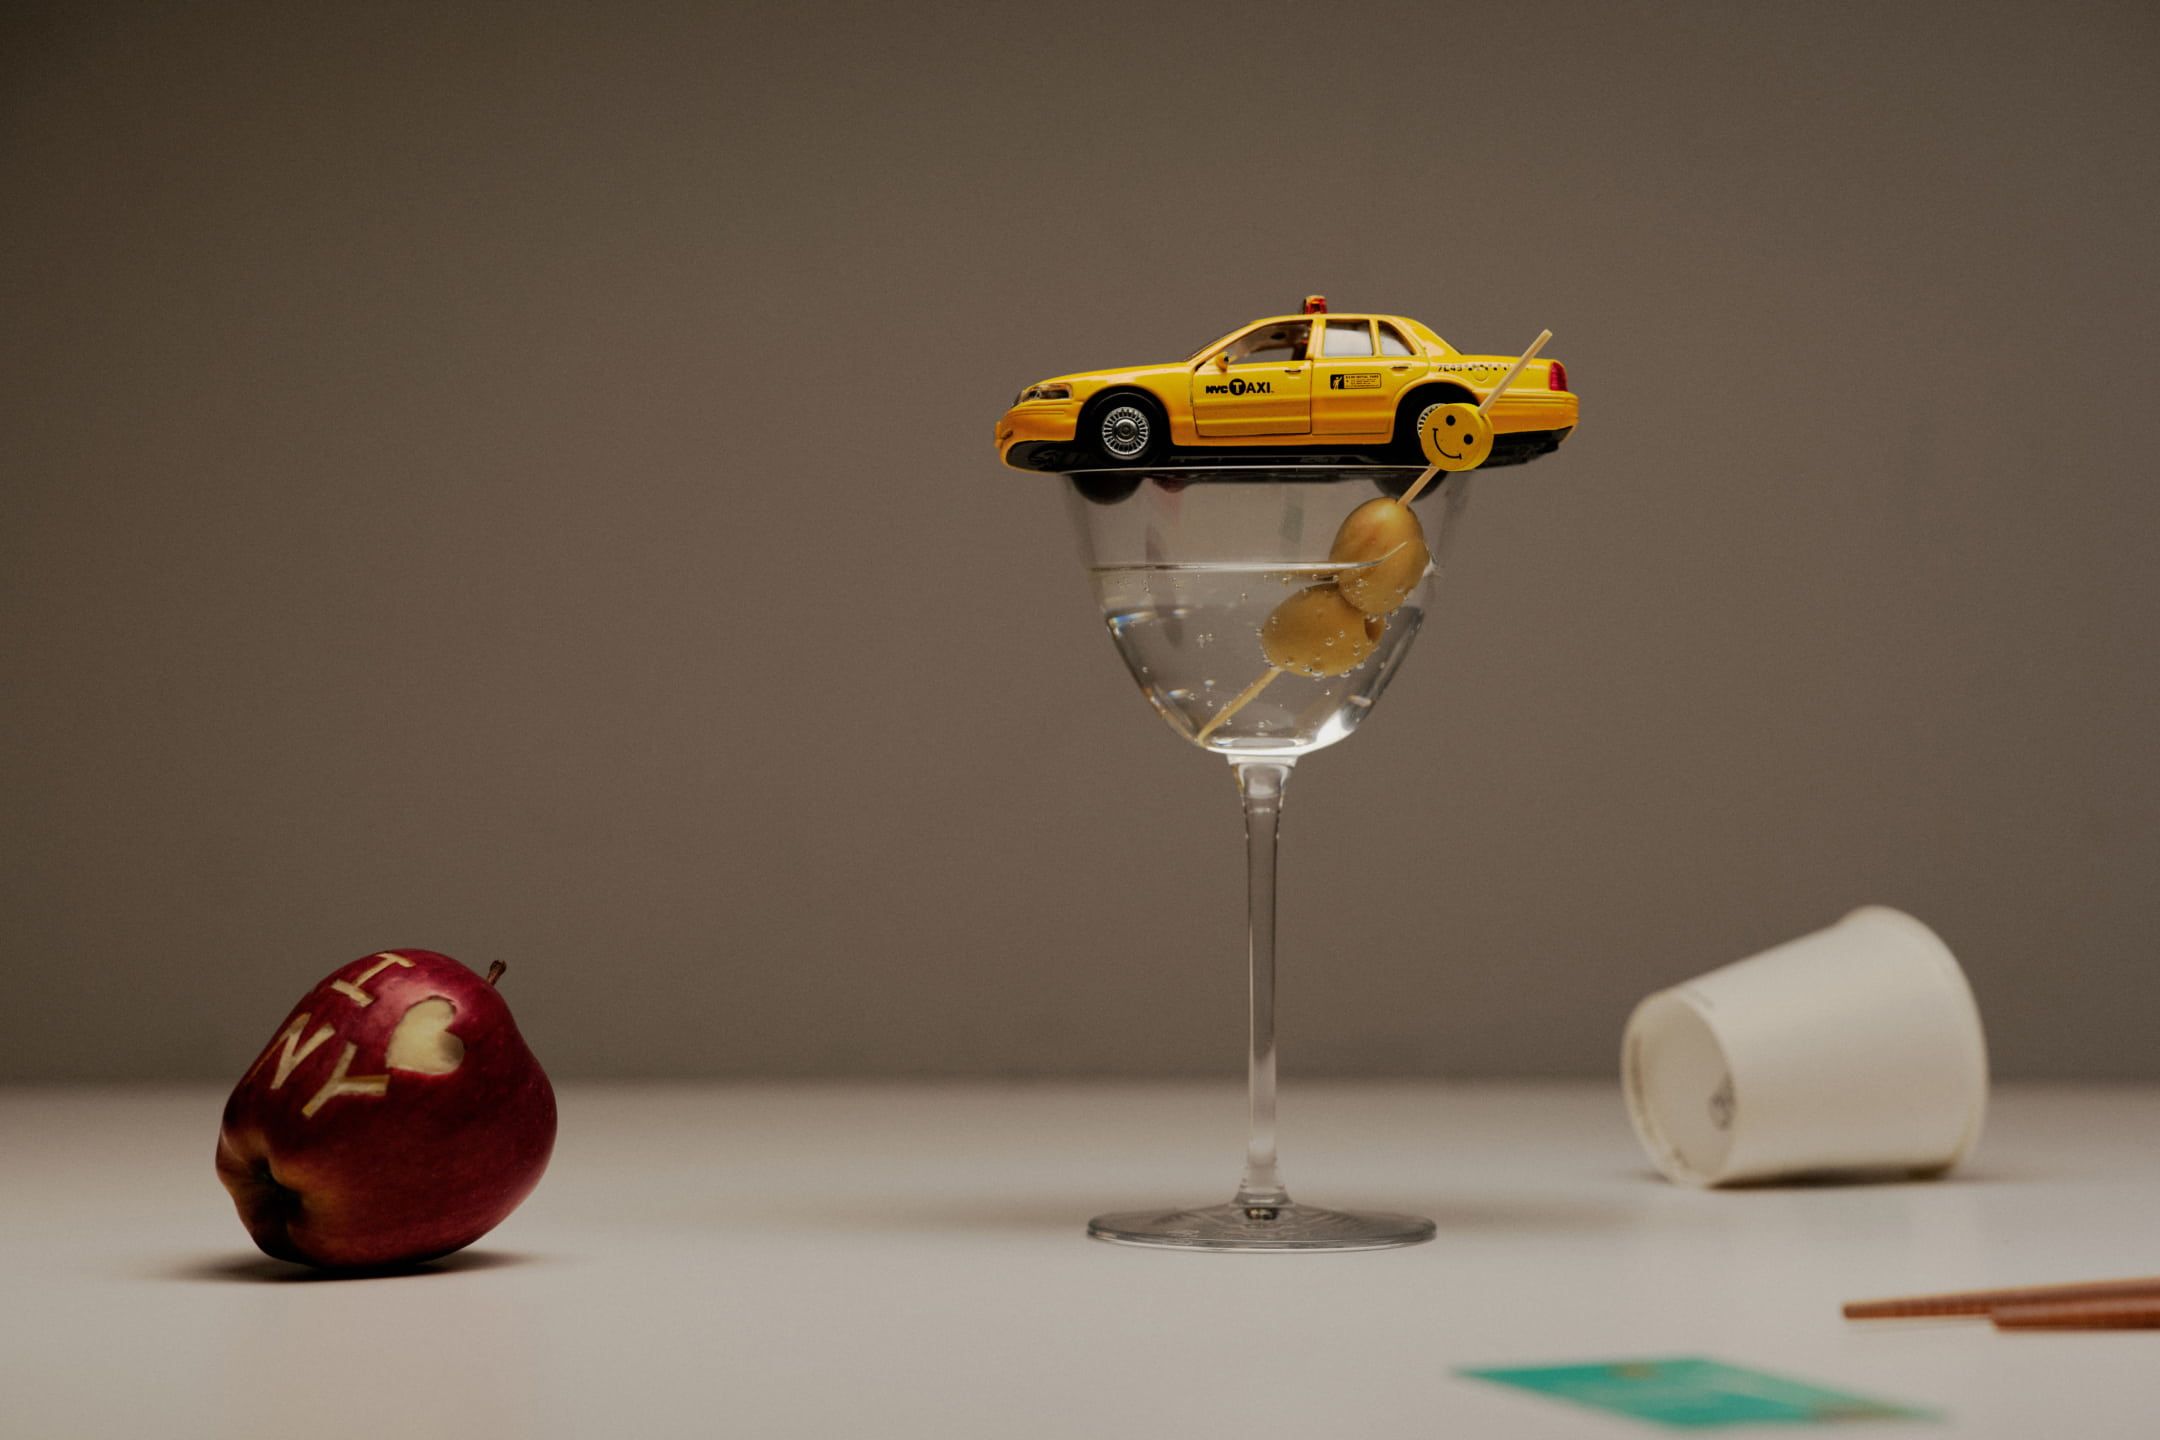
[1548,361,1568,391]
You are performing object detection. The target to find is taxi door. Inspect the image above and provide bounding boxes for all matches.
[1310,318,1418,435]
[1190,320,1312,437]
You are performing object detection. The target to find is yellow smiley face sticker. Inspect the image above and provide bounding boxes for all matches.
[1419,402,1494,471]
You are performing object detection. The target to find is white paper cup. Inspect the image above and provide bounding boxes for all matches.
[1622,906,1988,1187]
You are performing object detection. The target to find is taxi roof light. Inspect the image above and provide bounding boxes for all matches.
[1302,294,1327,314]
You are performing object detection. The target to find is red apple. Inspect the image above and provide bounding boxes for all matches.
[216,949,556,1268]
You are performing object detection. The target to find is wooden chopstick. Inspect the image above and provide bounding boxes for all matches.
[1845,1276,2160,1321]
[1994,1298,2160,1331]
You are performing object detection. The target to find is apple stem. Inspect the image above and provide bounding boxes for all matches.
[486,961,507,987]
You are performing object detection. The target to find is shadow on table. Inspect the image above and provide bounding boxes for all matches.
[1418,1192,1641,1233]
[715,1195,1087,1236]
[1617,1162,2052,1190]
[153,1249,547,1284]
[717,1191,1638,1237]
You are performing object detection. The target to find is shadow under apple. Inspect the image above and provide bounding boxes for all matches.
[154,1248,548,1284]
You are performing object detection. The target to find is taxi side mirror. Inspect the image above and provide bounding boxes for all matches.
[1211,351,1232,372]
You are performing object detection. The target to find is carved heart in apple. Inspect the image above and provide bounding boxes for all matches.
[216,949,556,1269]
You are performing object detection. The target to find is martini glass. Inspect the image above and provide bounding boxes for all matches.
[1065,462,1474,1251]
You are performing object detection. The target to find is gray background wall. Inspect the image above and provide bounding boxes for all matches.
[4,1,2155,1081]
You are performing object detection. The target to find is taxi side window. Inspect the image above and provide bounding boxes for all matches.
[1322,320,1375,358]
[1226,322,1310,365]
[1377,323,1415,357]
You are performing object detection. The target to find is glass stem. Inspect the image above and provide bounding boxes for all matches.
[1232,758,1294,1211]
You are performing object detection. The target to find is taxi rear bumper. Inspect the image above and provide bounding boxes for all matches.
[1487,389,1579,434]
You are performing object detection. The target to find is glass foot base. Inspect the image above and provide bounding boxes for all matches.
[1087,1200,1436,1252]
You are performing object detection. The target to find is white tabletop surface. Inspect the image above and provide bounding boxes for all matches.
[4,1081,2155,1438]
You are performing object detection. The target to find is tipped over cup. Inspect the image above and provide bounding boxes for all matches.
[1622,906,1988,1188]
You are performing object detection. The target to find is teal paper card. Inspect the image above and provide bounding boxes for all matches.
[1459,1357,1936,1429]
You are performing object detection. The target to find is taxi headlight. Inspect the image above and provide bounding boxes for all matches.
[1017,383,1072,403]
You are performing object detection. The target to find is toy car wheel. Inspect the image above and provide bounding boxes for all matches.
[1392,390,1472,461]
[1086,396,1165,466]
[1070,473,1144,505]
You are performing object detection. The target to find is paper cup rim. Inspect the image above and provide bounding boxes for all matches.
[1622,990,1732,1186]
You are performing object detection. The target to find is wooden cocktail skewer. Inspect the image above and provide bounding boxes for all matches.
[1192,330,1552,745]
[1992,1297,2160,1330]
[1480,328,1551,416]
[1844,1274,2160,1321]
[1196,666,1283,743]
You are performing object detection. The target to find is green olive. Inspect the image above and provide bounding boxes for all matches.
[1261,585,1379,677]
[1329,498,1430,616]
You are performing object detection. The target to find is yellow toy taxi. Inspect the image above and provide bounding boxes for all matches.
[996,297,1577,472]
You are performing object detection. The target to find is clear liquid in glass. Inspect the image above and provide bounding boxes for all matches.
[1090,560,1425,757]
